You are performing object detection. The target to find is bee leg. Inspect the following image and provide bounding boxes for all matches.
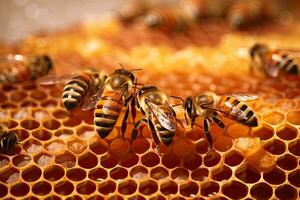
[131,96,137,123]
[121,105,130,140]
[203,118,214,150]
[148,119,161,154]
[211,115,225,129]
[191,117,196,129]
[131,118,148,142]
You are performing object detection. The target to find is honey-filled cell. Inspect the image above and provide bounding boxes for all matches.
[0,2,300,199]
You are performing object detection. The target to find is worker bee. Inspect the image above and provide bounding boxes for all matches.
[172,92,258,150]
[81,68,140,139]
[131,86,177,151]
[143,8,189,32]
[118,0,150,23]
[250,43,299,77]
[0,125,19,154]
[0,54,53,84]
[40,68,107,110]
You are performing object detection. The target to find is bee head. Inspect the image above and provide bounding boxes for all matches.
[250,43,268,59]
[144,11,162,28]
[43,55,53,72]
[110,69,135,88]
[183,96,194,119]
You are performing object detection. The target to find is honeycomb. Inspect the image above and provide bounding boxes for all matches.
[0,17,300,200]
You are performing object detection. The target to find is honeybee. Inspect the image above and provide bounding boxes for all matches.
[81,68,140,139]
[0,54,53,84]
[118,0,150,23]
[0,125,19,154]
[40,68,107,110]
[131,86,177,151]
[173,92,258,150]
[250,43,299,77]
[143,8,189,32]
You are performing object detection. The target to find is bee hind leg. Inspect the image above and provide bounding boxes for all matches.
[211,115,225,129]
[131,118,148,142]
[121,105,130,139]
[203,118,214,151]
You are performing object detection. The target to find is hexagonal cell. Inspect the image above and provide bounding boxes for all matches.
[129,195,146,200]
[66,195,83,200]
[30,90,47,100]
[32,109,50,120]
[0,91,8,102]
[150,167,168,180]
[110,167,128,180]
[54,181,74,195]
[171,168,189,181]
[162,154,181,169]
[87,196,105,200]
[100,154,118,169]
[118,180,137,195]
[224,150,244,166]
[235,165,261,184]
[67,137,87,154]
[34,152,53,167]
[195,140,209,154]
[41,99,58,108]
[212,166,232,182]
[11,108,30,120]
[288,139,300,156]
[32,129,52,141]
[131,138,150,154]
[10,183,30,197]
[264,139,286,155]
[263,167,286,185]
[276,154,298,171]
[43,119,61,130]
[12,154,31,167]
[275,185,297,200]
[45,195,61,200]
[226,123,251,138]
[191,168,209,182]
[0,155,9,168]
[263,110,285,125]
[76,125,95,139]
[222,181,248,199]
[141,152,160,167]
[89,168,108,181]
[54,128,74,138]
[44,165,65,181]
[204,151,221,167]
[1,102,17,109]
[214,135,233,152]
[63,117,82,127]
[55,150,76,168]
[276,125,298,141]
[250,183,273,200]
[67,168,87,181]
[130,166,148,179]
[23,138,42,154]
[288,169,300,187]
[180,181,199,197]
[32,181,52,196]
[161,180,178,196]
[201,181,220,197]
[183,154,202,170]
[119,154,139,168]
[0,183,8,198]
[22,165,42,182]
[287,110,300,125]
[109,138,131,156]
[20,100,38,107]
[77,181,96,195]
[172,138,195,157]
[45,139,65,154]
[21,119,40,130]
[139,180,158,195]
[252,125,274,140]
[11,92,27,102]
[0,167,20,184]
[89,137,108,155]
[98,180,116,195]
[78,152,98,169]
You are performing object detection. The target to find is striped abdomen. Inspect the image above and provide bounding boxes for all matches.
[218,96,258,127]
[272,53,298,75]
[94,91,124,138]
[0,64,31,83]
[62,73,92,110]
[149,107,175,146]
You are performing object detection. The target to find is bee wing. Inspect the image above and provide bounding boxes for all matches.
[227,93,258,101]
[277,49,300,57]
[81,85,106,111]
[203,105,248,121]
[39,74,77,85]
[145,100,176,131]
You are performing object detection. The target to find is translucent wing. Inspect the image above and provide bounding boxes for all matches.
[228,93,258,101]
[277,49,300,57]
[81,85,105,111]
[39,74,77,85]
[203,105,248,121]
[145,99,176,131]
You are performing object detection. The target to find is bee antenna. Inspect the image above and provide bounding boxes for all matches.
[170,95,185,103]
[118,63,125,69]
[130,68,143,72]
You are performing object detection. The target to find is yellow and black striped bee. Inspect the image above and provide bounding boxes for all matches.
[0,54,53,84]
[250,43,299,78]
[40,68,107,110]
[131,86,177,150]
[143,7,189,32]
[0,125,19,154]
[81,68,140,139]
[173,92,258,150]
